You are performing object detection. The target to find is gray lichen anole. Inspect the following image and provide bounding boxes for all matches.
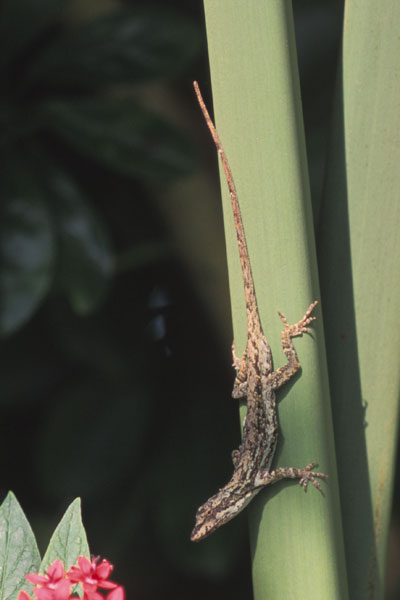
[191,82,327,542]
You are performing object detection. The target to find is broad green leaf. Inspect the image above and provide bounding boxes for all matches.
[27,7,201,88]
[38,99,196,179]
[0,156,55,336]
[46,166,114,314]
[40,498,89,574]
[0,491,41,600]
[0,0,67,70]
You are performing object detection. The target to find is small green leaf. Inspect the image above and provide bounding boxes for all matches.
[47,166,114,314]
[0,491,41,600]
[0,0,67,70]
[38,99,196,179]
[0,156,55,336]
[27,7,201,88]
[40,498,89,574]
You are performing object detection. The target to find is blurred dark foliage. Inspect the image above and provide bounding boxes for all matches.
[3,1,385,599]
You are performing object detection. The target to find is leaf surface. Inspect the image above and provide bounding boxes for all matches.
[0,492,40,600]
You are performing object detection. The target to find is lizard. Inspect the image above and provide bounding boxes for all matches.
[191,81,327,543]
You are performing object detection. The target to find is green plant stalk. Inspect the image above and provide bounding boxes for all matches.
[202,1,348,598]
[319,2,400,598]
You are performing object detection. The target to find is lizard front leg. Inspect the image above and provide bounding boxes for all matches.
[255,461,327,491]
[232,342,248,398]
[268,301,318,390]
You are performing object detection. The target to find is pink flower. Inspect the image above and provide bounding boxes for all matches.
[20,556,124,600]
[26,560,65,586]
[25,560,71,600]
[67,556,117,593]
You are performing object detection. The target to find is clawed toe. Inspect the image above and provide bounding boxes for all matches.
[231,342,242,370]
[278,301,318,338]
[298,462,328,492]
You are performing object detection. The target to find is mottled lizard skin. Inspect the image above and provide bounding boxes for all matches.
[191,82,327,542]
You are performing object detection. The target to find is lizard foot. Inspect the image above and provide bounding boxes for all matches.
[298,461,328,492]
[278,301,318,338]
[231,446,242,467]
[231,342,248,399]
[231,341,242,370]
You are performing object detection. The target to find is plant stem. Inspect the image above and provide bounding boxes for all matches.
[202,1,348,598]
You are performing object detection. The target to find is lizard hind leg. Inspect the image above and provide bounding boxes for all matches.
[255,462,327,492]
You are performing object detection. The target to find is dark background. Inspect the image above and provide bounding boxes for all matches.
[1,1,399,598]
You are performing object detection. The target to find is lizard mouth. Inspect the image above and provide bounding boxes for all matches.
[190,529,202,543]
[190,522,213,542]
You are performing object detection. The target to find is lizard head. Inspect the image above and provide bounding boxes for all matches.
[190,486,252,542]
[190,498,222,542]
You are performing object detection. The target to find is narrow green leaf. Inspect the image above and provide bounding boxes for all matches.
[0,491,41,600]
[46,166,114,314]
[201,1,348,598]
[40,499,89,574]
[0,156,55,336]
[38,99,196,179]
[27,7,201,88]
[0,0,67,70]
[319,2,400,597]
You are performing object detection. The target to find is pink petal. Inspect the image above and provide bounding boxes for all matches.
[26,574,48,585]
[18,591,32,600]
[77,556,91,576]
[97,581,117,590]
[83,591,103,600]
[53,580,72,600]
[95,560,113,580]
[66,566,81,583]
[82,582,98,593]
[34,589,55,600]
[47,560,65,582]
[106,587,124,600]
[34,578,71,600]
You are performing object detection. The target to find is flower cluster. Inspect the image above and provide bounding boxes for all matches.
[18,557,124,600]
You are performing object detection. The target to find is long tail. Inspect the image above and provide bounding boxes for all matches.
[193,81,260,329]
